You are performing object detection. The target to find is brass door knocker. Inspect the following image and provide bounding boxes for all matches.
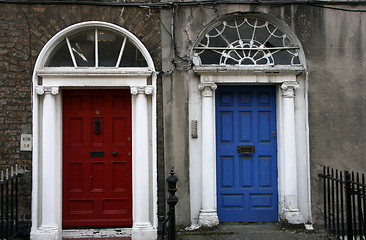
[94,119,101,135]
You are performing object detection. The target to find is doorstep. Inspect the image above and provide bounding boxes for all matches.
[62,228,131,239]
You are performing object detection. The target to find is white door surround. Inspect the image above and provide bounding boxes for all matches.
[188,13,312,228]
[31,22,157,240]
[189,69,311,228]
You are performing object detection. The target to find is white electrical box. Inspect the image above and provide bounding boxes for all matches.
[20,134,32,151]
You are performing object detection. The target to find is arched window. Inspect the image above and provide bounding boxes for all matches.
[45,27,147,68]
[193,17,301,66]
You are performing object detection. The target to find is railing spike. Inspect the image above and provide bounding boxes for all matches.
[0,165,27,238]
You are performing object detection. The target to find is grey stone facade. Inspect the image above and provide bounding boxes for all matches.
[160,3,366,226]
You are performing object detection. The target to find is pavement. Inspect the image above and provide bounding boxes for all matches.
[176,223,336,240]
[13,222,336,239]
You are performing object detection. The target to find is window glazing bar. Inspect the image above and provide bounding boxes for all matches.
[66,36,78,68]
[116,37,127,68]
[95,28,99,68]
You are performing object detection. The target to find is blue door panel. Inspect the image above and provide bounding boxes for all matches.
[221,156,235,188]
[239,112,252,143]
[220,112,234,143]
[216,85,278,222]
[239,156,253,188]
[258,112,271,142]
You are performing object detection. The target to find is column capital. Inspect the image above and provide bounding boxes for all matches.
[281,82,299,98]
[198,83,217,97]
[36,86,59,95]
[130,86,154,95]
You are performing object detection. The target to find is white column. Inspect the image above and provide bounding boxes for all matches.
[280,82,303,224]
[198,83,219,227]
[131,86,154,231]
[36,86,61,238]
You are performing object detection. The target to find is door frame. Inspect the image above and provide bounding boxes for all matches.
[31,22,157,239]
[189,68,311,228]
[215,85,279,222]
[62,89,133,228]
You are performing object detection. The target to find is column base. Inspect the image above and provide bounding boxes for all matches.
[132,224,156,240]
[198,210,219,227]
[281,195,304,224]
[186,224,200,230]
[30,226,61,240]
[282,209,304,224]
[133,222,153,230]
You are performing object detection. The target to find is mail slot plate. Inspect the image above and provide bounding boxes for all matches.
[237,145,255,154]
[91,151,104,157]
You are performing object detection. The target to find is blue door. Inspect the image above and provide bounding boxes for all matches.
[216,85,278,222]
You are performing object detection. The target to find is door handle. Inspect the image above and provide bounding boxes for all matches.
[112,151,118,156]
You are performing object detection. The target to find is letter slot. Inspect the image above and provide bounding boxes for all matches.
[237,145,255,154]
[90,151,104,157]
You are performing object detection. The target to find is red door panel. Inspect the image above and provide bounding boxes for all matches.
[62,89,132,228]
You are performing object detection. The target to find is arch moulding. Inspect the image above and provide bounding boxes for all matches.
[31,21,157,240]
[188,12,312,228]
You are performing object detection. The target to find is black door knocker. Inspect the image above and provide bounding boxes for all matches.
[94,119,101,135]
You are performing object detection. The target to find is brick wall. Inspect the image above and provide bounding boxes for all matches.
[0,3,163,222]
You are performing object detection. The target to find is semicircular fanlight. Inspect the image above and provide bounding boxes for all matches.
[193,17,301,66]
[45,28,147,68]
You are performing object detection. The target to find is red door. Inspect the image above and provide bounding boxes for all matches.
[62,89,132,228]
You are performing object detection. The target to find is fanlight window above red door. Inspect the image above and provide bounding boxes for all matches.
[45,28,147,68]
[193,17,301,66]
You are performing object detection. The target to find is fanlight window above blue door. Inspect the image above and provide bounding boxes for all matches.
[45,28,147,68]
[193,17,301,66]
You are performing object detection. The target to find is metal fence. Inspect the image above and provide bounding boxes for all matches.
[161,168,179,240]
[319,166,366,240]
[0,165,25,240]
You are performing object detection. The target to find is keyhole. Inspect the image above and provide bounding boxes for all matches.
[94,119,101,135]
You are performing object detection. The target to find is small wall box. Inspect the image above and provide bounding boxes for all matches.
[191,120,198,138]
[20,134,32,151]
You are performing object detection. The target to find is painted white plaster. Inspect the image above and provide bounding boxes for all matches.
[31,21,157,239]
[188,13,311,228]
[131,86,154,230]
[295,78,312,223]
[40,75,151,87]
[187,73,203,229]
[189,68,311,227]
[280,82,303,224]
[39,86,59,232]
[197,83,220,227]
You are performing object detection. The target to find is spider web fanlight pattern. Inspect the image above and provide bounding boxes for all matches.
[193,17,301,66]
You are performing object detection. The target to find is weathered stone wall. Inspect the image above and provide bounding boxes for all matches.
[0,3,162,222]
[161,4,366,226]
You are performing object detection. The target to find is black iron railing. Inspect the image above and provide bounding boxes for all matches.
[162,167,179,240]
[0,165,25,240]
[319,166,366,240]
